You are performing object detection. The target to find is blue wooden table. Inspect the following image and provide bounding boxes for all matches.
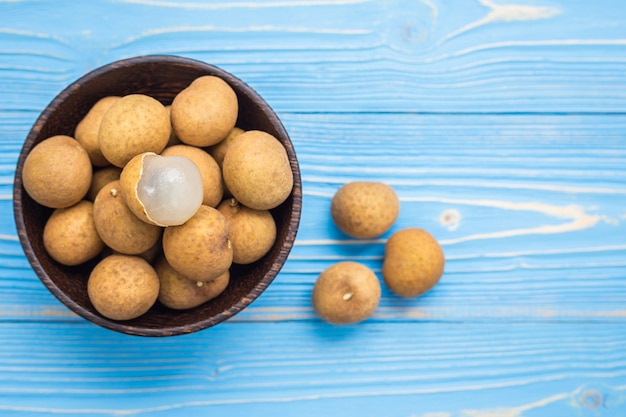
[1,1,626,415]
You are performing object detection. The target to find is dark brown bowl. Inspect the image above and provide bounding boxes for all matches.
[13,55,302,337]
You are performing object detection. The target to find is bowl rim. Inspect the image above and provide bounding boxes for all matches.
[13,54,302,336]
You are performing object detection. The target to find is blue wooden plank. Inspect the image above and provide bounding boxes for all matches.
[0,321,624,416]
[1,0,626,113]
[1,0,626,415]
[1,113,625,323]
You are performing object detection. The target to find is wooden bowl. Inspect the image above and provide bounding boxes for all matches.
[13,55,302,337]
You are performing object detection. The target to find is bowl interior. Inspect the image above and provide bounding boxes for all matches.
[13,56,301,336]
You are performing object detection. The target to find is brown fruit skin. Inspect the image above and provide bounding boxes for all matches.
[155,257,230,310]
[222,130,293,210]
[87,254,160,321]
[74,96,120,167]
[93,180,162,255]
[207,127,244,168]
[88,166,122,201]
[217,198,277,264]
[171,75,238,147]
[164,105,182,147]
[162,205,233,282]
[331,182,399,239]
[99,94,171,167]
[312,261,381,325]
[43,200,105,266]
[101,237,162,264]
[119,152,159,226]
[382,228,445,298]
[207,126,244,198]
[22,135,93,209]
[161,144,223,208]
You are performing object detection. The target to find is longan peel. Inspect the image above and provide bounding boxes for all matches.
[162,205,233,282]
[43,200,105,266]
[222,130,293,211]
[22,135,93,209]
[93,180,162,255]
[155,257,230,310]
[312,261,381,325]
[74,96,120,167]
[382,228,445,298]
[331,181,399,239]
[87,254,160,321]
[170,75,238,147]
[217,198,276,265]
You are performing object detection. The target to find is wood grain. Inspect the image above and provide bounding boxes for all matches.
[0,322,624,416]
[2,114,624,322]
[1,0,625,415]
[0,0,626,114]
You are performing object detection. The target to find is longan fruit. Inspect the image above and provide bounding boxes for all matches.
[88,166,122,201]
[331,181,399,239]
[207,126,244,197]
[74,96,120,167]
[207,127,244,168]
[43,200,105,266]
[164,105,182,147]
[22,135,92,208]
[93,180,162,255]
[155,257,229,310]
[120,152,203,227]
[170,75,238,147]
[99,94,171,167]
[382,228,445,298]
[312,261,381,325]
[217,198,276,264]
[222,130,293,210]
[162,205,233,282]
[87,254,159,321]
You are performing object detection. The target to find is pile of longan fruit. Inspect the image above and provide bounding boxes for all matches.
[312,182,445,325]
[21,75,293,321]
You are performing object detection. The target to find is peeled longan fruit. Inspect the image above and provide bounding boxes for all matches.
[155,257,230,310]
[331,181,399,239]
[88,166,122,201]
[171,75,238,147]
[99,94,171,167]
[222,130,293,210]
[161,145,223,208]
[312,261,381,325]
[74,96,120,167]
[217,198,276,265]
[120,152,204,227]
[162,205,233,282]
[22,135,92,208]
[93,180,162,255]
[43,200,105,266]
[88,254,159,321]
[382,228,445,298]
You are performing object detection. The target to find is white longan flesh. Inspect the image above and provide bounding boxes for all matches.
[137,154,203,226]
